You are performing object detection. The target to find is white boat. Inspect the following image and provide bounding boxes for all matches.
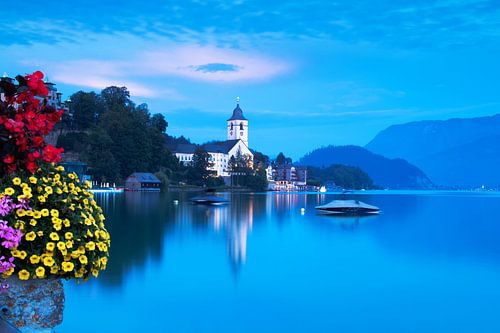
[90,187,124,193]
[319,186,327,193]
[315,200,380,215]
[191,195,228,205]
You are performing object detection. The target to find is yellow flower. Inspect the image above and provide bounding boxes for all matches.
[11,249,21,257]
[35,267,45,278]
[49,232,60,241]
[85,241,96,251]
[97,242,108,252]
[50,209,59,217]
[77,246,85,254]
[74,271,84,278]
[63,219,70,227]
[100,257,108,266]
[18,270,30,280]
[4,187,14,196]
[79,255,88,265]
[30,255,40,264]
[43,256,55,267]
[53,223,62,231]
[19,251,27,259]
[45,187,53,195]
[22,187,31,196]
[36,230,44,237]
[16,209,26,217]
[66,240,73,249]
[57,241,66,251]
[29,219,37,226]
[12,177,21,186]
[62,262,74,272]
[68,173,76,179]
[33,210,42,219]
[41,209,49,217]
[38,195,46,203]
[29,176,37,184]
[50,265,59,274]
[70,251,80,259]
[56,166,65,171]
[25,231,36,241]
[46,242,55,251]
[91,269,99,277]
[65,232,73,240]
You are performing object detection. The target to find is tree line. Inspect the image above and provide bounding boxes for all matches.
[57,86,268,190]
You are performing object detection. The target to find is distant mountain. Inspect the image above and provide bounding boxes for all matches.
[366,114,500,187]
[298,145,433,189]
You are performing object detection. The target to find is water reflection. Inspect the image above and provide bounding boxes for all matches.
[94,191,500,289]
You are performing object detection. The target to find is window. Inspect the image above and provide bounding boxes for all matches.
[240,123,244,130]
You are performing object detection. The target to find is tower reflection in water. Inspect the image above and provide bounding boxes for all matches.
[176,193,256,274]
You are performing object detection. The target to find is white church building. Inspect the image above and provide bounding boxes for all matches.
[169,99,254,177]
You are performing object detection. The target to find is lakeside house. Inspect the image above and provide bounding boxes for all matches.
[125,172,161,191]
[267,165,308,191]
[168,100,254,178]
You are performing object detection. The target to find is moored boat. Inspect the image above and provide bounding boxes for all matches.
[315,199,380,215]
[191,195,228,205]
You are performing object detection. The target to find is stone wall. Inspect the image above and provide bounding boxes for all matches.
[0,278,64,333]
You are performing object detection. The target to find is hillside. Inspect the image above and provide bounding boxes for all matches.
[298,145,433,189]
[365,114,500,187]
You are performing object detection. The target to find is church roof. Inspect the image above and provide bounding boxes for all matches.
[227,104,247,121]
[167,143,197,154]
[203,140,240,154]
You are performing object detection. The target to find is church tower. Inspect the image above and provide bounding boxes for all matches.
[227,97,249,147]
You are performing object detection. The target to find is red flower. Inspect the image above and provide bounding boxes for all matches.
[32,136,44,148]
[3,155,15,164]
[26,71,48,96]
[42,144,63,163]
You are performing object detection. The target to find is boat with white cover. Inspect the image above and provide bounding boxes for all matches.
[315,200,380,215]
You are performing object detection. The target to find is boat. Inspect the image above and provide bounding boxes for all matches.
[319,186,327,193]
[191,195,228,205]
[89,187,124,193]
[315,200,380,215]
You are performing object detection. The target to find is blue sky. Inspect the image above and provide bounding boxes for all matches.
[2,0,500,159]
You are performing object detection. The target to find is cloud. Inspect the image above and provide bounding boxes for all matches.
[191,63,241,73]
[139,45,290,82]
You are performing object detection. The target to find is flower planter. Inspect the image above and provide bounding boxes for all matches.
[0,278,64,333]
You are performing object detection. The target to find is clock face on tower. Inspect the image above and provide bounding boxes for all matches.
[240,131,243,136]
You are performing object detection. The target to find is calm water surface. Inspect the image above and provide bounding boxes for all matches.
[57,191,500,332]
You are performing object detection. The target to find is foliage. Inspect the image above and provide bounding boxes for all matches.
[60,86,181,183]
[187,147,214,186]
[0,71,109,281]
[66,91,106,130]
[228,149,267,191]
[307,164,374,189]
[274,152,292,167]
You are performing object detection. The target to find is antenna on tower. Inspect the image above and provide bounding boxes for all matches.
[236,96,240,104]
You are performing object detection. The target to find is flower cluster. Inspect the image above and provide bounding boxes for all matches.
[0,220,22,273]
[0,71,64,176]
[0,166,110,280]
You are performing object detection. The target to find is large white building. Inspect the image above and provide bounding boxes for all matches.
[170,100,254,177]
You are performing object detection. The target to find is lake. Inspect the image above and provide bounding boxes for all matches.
[57,191,500,332]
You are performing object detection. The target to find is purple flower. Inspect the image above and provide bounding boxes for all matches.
[0,196,14,217]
